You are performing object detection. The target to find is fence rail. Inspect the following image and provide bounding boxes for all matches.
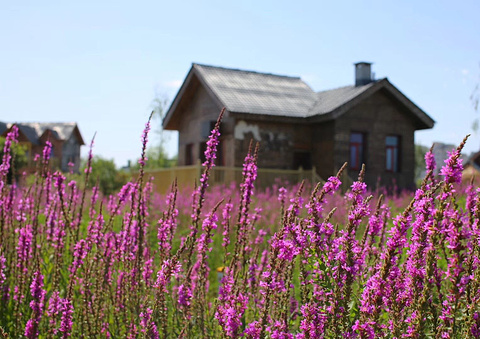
[140,162,323,194]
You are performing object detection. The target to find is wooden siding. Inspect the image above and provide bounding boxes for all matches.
[176,79,224,166]
[173,81,422,190]
[333,89,416,190]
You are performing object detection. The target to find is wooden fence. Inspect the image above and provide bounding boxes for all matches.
[140,161,323,194]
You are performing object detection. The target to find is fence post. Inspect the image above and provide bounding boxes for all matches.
[298,166,303,184]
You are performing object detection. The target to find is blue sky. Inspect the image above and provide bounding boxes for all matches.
[1,1,479,167]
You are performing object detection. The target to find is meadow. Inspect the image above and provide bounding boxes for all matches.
[0,111,479,338]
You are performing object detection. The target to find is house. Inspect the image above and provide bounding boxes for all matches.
[0,122,85,173]
[163,62,435,190]
[461,151,480,184]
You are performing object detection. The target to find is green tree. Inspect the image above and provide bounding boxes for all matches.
[0,137,28,183]
[142,147,177,169]
[84,156,128,196]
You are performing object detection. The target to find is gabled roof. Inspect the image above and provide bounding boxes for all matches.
[308,78,435,129]
[193,64,317,117]
[309,82,377,115]
[0,122,85,145]
[163,64,317,129]
[163,63,435,130]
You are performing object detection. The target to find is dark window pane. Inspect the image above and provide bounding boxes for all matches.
[386,148,392,171]
[350,133,363,143]
[385,135,400,172]
[350,146,358,168]
[386,136,398,146]
[350,132,364,170]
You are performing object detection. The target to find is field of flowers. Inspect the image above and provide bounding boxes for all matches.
[0,110,479,338]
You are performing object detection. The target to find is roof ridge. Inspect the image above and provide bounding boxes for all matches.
[193,63,302,80]
[315,78,387,94]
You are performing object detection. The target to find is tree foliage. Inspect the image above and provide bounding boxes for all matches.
[0,136,28,183]
[84,156,128,196]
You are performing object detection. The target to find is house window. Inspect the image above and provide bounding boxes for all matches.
[350,132,365,170]
[386,136,400,172]
[185,143,194,166]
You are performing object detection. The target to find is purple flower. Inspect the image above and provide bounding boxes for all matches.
[268,320,293,339]
[323,176,342,195]
[221,201,233,248]
[116,271,125,309]
[0,125,18,178]
[138,120,151,167]
[278,187,287,204]
[142,257,154,285]
[42,140,53,163]
[0,253,6,286]
[425,150,436,172]
[59,298,74,337]
[47,291,62,329]
[24,271,46,339]
[87,213,104,245]
[70,239,90,275]
[16,225,33,272]
[298,302,328,338]
[139,307,159,339]
[244,321,261,338]
[440,149,463,184]
[177,283,193,307]
[154,258,181,291]
[215,268,249,337]
[191,109,224,228]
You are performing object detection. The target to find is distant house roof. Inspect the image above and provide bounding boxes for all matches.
[163,63,435,130]
[0,122,85,145]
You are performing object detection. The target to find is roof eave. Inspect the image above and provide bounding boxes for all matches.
[381,80,435,130]
[162,66,196,130]
[163,64,227,131]
[230,111,308,123]
[73,125,86,145]
[5,125,36,144]
[307,79,435,130]
[193,65,228,112]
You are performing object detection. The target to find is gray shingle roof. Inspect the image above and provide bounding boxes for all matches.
[164,63,434,130]
[308,82,377,116]
[194,64,317,117]
[0,122,81,145]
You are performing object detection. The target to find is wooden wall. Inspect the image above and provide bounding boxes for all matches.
[333,89,416,190]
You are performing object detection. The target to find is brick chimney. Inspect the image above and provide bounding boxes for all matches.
[354,62,373,86]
